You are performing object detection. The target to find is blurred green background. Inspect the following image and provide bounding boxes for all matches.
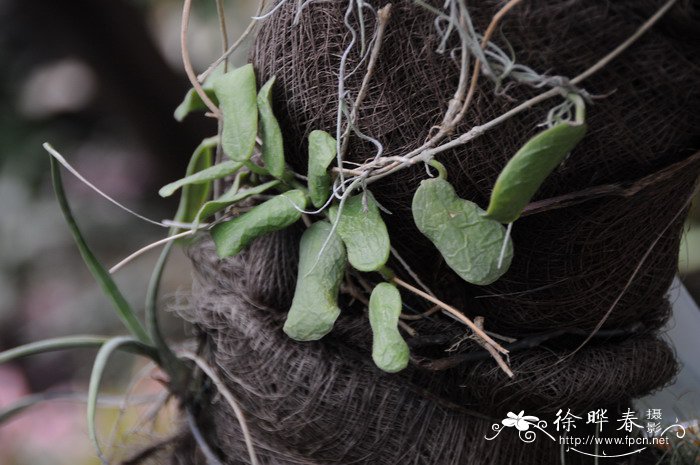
[0,1,698,463]
[0,0,256,463]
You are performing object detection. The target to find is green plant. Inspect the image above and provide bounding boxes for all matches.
[0,0,677,461]
[157,62,589,376]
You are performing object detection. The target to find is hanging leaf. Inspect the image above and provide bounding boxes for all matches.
[193,179,280,227]
[283,221,346,341]
[174,88,219,122]
[213,64,258,161]
[412,178,513,285]
[307,130,337,208]
[159,159,241,198]
[211,189,307,257]
[172,137,216,224]
[485,122,587,223]
[257,76,285,178]
[329,191,390,272]
[369,283,409,373]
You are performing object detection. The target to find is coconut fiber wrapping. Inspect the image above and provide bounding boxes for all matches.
[176,0,700,463]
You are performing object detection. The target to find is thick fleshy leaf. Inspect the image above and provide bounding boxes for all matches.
[159,159,241,198]
[172,137,216,224]
[193,179,280,227]
[283,221,346,341]
[329,191,390,271]
[174,88,219,122]
[485,122,587,223]
[412,178,513,285]
[211,189,307,257]
[307,130,336,208]
[369,283,409,373]
[257,76,285,178]
[213,64,258,161]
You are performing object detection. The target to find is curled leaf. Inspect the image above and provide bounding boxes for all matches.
[412,178,513,285]
[213,64,258,161]
[283,221,346,341]
[369,283,409,373]
[174,88,219,122]
[307,130,337,208]
[485,122,587,223]
[257,76,285,178]
[211,189,307,257]
[329,191,390,272]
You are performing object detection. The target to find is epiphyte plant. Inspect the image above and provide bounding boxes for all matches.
[161,63,587,374]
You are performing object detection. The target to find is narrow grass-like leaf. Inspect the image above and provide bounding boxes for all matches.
[172,137,216,226]
[193,179,280,227]
[174,88,219,122]
[212,189,307,257]
[329,191,390,271]
[159,160,242,198]
[0,391,148,425]
[0,393,76,425]
[145,241,189,394]
[87,337,157,463]
[307,130,337,208]
[0,336,108,365]
[369,283,409,373]
[412,177,513,285]
[213,64,258,161]
[283,221,347,341]
[50,157,151,344]
[485,122,587,223]
[257,76,285,178]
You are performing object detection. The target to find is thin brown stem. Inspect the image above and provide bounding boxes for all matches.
[181,0,221,117]
[339,4,392,160]
[179,351,259,465]
[198,0,267,83]
[452,0,523,129]
[215,0,230,72]
[360,0,676,184]
[392,276,508,355]
[400,304,441,321]
[471,317,513,377]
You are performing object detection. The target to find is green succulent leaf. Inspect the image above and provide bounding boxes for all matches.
[174,88,219,122]
[257,76,285,178]
[329,191,390,272]
[369,283,409,373]
[485,122,587,223]
[159,159,241,198]
[307,130,337,208]
[193,179,280,227]
[211,189,307,257]
[412,177,513,285]
[283,221,347,341]
[172,137,216,225]
[213,64,258,161]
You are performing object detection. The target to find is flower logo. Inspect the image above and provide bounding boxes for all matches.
[502,411,540,431]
